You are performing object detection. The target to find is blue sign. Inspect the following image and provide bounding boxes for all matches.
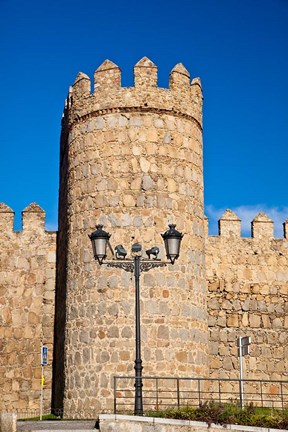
[41,346,48,365]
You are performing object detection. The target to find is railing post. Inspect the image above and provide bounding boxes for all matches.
[198,379,201,406]
[218,380,221,403]
[177,378,180,408]
[156,378,159,411]
[238,336,244,409]
[113,376,117,414]
[260,381,263,407]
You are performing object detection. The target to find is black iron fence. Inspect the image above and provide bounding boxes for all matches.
[3,378,288,419]
[113,376,288,414]
[2,408,63,420]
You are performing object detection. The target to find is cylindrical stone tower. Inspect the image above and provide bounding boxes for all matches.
[55,57,208,417]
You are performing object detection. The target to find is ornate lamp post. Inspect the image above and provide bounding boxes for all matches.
[89,224,183,416]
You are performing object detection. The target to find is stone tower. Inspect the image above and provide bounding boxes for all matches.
[54,57,209,416]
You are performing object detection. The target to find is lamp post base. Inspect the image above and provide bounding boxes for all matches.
[134,358,143,416]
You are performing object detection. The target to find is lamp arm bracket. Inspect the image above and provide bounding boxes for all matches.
[140,261,167,272]
[106,261,134,273]
[104,259,168,273]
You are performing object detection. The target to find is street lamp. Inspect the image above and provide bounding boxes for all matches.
[89,223,183,416]
[161,224,183,264]
[89,224,111,264]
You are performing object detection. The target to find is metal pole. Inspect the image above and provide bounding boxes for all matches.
[134,255,143,415]
[156,377,159,411]
[40,364,44,420]
[113,376,117,414]
[177,378,180,408]
[239,336,244,409]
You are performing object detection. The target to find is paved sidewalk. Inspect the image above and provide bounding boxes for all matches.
[17,420,97,431]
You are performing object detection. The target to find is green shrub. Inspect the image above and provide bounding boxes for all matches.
[146,401,288,429]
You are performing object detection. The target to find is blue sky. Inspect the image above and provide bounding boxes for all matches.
[0,0,287,236]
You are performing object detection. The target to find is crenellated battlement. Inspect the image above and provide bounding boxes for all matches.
[0,202,56,234]
[205,209,288,240]
[0,202,15,232]
[64,57,203,127]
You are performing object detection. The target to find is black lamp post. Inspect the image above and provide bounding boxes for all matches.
[89,223,183,416]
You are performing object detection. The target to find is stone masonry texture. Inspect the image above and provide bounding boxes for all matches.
[56,57,209,417]
[0,58,287,417]
[206,210,288,383]
[0,203,56,412]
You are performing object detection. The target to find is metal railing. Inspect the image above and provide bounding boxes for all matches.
[2,408,94,420]
[1,408,52,420]
[0,408,63,420]
[113,376,288,414]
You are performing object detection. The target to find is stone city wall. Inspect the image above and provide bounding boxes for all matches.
[1,59,288,416]
[206,210,288,385]
[0,203,56,412]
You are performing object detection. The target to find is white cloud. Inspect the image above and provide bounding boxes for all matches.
[46,222,58,231]
[205,204,288,238]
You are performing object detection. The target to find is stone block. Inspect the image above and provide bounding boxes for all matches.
[210,357,220,369]
[261,315,271,328]
[223,356,233,371]
[272,317,282,328]
[175,351,188,362]
[241,313,249,327]
[249,314,261,328]
[0,413,17,432]
[209,341,219,355]
[157,325,169,339]
[226,314,238,327]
